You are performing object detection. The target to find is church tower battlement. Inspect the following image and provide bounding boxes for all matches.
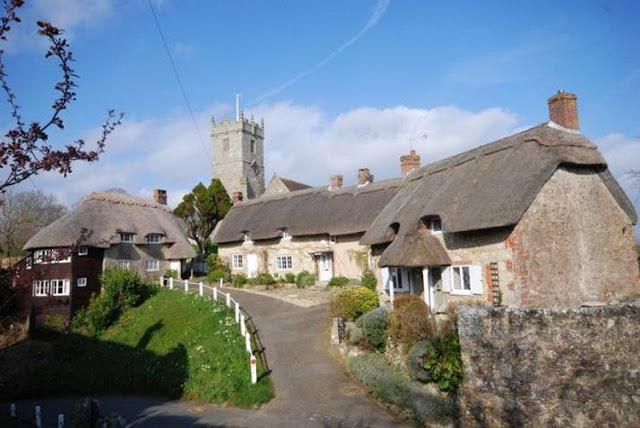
[212,94,265,200]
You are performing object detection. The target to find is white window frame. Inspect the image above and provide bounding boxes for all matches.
[390,267,410,292]
[77,277,87,287]
[78,246,89,256]
[426,218,443,233]
[51,279,70,296]
[118,260,130,270]
[120,233,134,243]
[34,249,70,264]
[281,229,291,240]
[329,235,336,244]
[276,255,293,270]
[145,260,160,272]
[243,233,252,245]
[33,280,49,296]
[145,234,162,244]
[232,254,243,269]
[26,257,33,269]
[451,266,471,295]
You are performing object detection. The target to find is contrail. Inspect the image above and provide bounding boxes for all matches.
[248,0,390,106]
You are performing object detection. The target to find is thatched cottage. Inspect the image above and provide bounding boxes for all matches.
[215,91,639,309]
[13,190,196,322]
[214,171,401,281]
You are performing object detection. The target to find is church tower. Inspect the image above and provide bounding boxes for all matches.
[212,94,265,200]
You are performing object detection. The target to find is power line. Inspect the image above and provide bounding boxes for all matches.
[146,0,211,161]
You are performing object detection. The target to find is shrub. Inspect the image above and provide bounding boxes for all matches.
[355,307,388,350]
[423,334,463,394]
[360,270,377,291]
[163,269,178,279]
[331,286,379,321]
[253,272,276,286]
[388,294,435,347]
[284,272,296,284]
[347,353,456,425]
[328,276,350,287]
[206,254,230,281]
[208,269,230,284]
[295,271,316,288]
[74,268,148,334]
[406,341,432,383]
[231,273,247,288]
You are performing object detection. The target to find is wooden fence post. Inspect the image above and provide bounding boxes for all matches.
[58,414,64,428]
[213,287,217,301]
[240,314,246,336]
[169,277,174,290]
[184,279,188,292]
[35,406,42,428]
[250,354,257,384]
[234,302,240,323]
[199,282,204,296]
[10,403,16,417]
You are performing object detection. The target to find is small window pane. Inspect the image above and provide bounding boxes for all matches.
[77,277,87,287]
[453,267,462,290]
[462,267,470,290]
[78,247,88,256]
[232,254,243,269]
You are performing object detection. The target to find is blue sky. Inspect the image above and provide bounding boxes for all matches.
[2,0,639,210]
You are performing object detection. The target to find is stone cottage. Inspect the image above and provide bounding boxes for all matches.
[263,173,312,197]
[13,190,196,323]
[214,172,401,281]
[361,91,639,309]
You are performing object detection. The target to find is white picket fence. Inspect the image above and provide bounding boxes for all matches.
[159,276,259,384]
[7,404,63,428]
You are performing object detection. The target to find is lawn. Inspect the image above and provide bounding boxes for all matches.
[0,288,273,407]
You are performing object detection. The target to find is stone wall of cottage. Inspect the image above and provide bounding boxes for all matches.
[218,233,367,280]
[458,303,640,427]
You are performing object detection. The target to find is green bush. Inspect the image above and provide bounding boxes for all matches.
[231,273,248,288]
[284,272,296,284]
[355,307,388,350]
[388,294,435,347]
[253,272,276,286]
[423,334,463,394]
[73,268,149,335]
[328,276,350,287]
[347,353,456,425]
[360,270,377,291]
[208,269,230,284]
[295,271,316,288]
[163,269,178,279]
[331,286,379,321]
[206,254,230,281]
[406,341,432,383]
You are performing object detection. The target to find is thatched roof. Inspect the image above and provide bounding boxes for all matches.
[24,192,196,259]
[214,179,402,243]
[362,123,637,266]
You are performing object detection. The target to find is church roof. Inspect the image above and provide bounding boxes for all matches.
[279,177,312,192]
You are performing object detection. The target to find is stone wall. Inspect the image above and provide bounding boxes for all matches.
[458,303,640,427]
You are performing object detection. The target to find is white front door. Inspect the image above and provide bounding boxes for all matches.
[247,253,258,278]
[318,253,333,282]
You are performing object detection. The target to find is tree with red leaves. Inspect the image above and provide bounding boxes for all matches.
[0,0,122,193]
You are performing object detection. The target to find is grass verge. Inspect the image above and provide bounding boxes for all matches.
[0,288,273,407]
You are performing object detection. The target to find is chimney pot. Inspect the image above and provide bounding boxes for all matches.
[548,90,579,130]
[232,191,244,204]
[330,174,344,190]
[153,189,167,205]
[358,168,374,186]
[400,150,421,177]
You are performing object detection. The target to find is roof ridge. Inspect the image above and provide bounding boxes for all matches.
[87,192,171,211]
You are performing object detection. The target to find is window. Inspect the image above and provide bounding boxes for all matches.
[34,249,70,264]
[78,246,88,256]
[390,268,405,290]
[452,266,471,292]
[276,255,293,270]
[329,235,336,244]
[33,280,49,296]
[232,254,243,269]
[223,138,230,152]
[250,139,256,153]
[51,279,70,296]
[26,257,33,269]
[145,260,160,271]
[146,234,162,244]
[118,260,130,269]
[120,233,134,243]
[77,277,87,287]
[243,233,252,245]
[426,218,443,233]
[281,229,291,240]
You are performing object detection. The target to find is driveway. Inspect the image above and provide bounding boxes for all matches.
[6,290,406,427]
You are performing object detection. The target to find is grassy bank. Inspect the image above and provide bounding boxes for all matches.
[0,288,273,407]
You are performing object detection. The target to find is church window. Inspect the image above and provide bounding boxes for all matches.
[223,138,229,152]
[250,139,256,153]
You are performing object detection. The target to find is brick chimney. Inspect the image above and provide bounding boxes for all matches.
[153,189,167,205]
[232,191,244,204]
[548,90,579,130]
[330,174,343,190]
[358,168,374,186]
[400,149,421,176]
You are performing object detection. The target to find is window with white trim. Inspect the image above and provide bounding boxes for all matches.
[446,265,483,295]
[243,233,252,245]
[452,266,471,292]
[390,268,407,291]
[426,218,443,233]
[276,255,293,270]
[77,277,87,287]
[145,260,160,271]
[329,235,336,244]
[26,257,33,269]
[33,280,49,296]
[118,260,130,269]
[146,234,162,244]
[120,233,134,243]
[34,249,70,264]
[51,279,70,296]
[232,254,243,269]
[281,229,291,240]
[78,246,88,256]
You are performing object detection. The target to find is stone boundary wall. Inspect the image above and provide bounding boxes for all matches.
[458,303,639,427]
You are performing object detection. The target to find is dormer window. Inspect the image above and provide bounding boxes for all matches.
[425,218,443,233]
[281,229,291,240]
[146,234,162,244]
[120,233,134,243]
[243,233,252,245]
[329,235,336,244]
[78,246,88,256]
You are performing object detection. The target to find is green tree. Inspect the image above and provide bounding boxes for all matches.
[174,179,231,255]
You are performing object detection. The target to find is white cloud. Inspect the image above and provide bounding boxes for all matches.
[596,133,640,208]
